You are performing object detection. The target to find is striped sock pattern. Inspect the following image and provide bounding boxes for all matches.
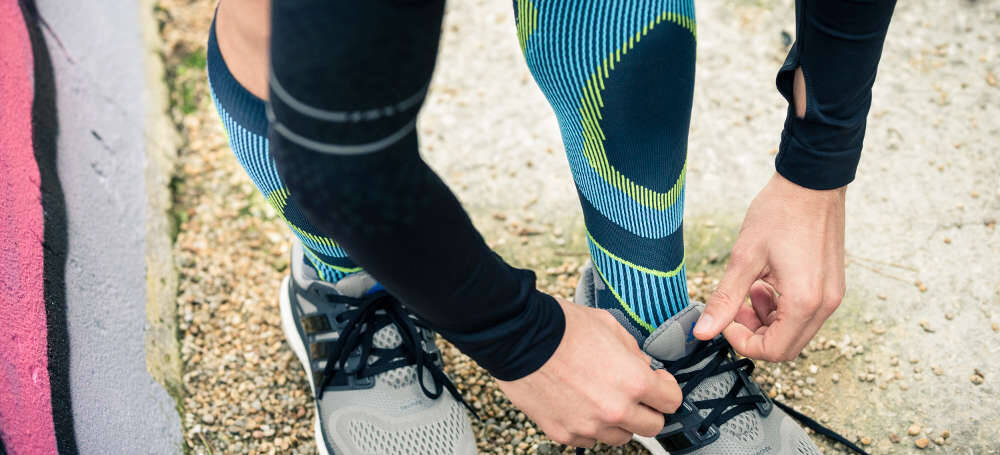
[206,22,360,283]
[516,0,696,336]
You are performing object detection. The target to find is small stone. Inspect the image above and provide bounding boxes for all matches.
[889,433,901,443]
[919,320,935,333]
[908,424,921,436]
[860,436,872,446]
[915,437,930,449]
[943,237,952,244]
[831,373,840,383]
[877,294,887,300]
[932,366,944,376]
[941,430,951,439]
[201,413,215,425]
[944,312,954,320]
[992,322,999,332]
[934,437,945,445]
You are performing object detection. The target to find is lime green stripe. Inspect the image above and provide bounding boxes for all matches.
[590,259,655,333]
[266,188,343,250]
[576,11,694,212]
[516,0,539,54]
[587,230,685,278]
[303,246,363,274]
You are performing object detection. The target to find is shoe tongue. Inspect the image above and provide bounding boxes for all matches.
[642,304,705,361]
[333,272,380,298]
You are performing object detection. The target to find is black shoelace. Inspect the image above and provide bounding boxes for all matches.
[576,337,868,454]
[316,290,478,419]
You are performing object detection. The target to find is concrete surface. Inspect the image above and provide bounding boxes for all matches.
[420,0,999,452]
[29,0,183,452]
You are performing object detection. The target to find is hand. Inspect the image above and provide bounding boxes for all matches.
[693,172,847,362]
[497,297,682,448]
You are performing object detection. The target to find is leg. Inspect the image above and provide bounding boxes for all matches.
[516,0,697,340]
[208,0,360,282]
[207,3,478,454]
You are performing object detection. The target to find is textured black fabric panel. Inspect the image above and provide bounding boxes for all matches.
[268,0,564,380]
[775,0,896,190]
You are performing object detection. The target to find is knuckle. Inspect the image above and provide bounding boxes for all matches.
[628,379,648,398]
[728,247,753,268]
[709,288,737,307]
[608,433,632,446]
[577,421,601,439]
[547,428,572,445]
[601,404,628,425]
[824,289,845,308]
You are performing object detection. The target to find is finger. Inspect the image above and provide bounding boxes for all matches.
[789,297,839,359]
[724,314,805,362]
[695,245,765,340]
[565,437,596,449]
[749,281,778,326]
[617,403,665,438]
[733,304,764,332]
[594,427,635,446]
[638,369,682,414]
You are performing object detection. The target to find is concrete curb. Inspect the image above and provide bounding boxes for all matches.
[140,0,184,407]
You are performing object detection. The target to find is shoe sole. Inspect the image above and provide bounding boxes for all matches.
[279,275,332,455]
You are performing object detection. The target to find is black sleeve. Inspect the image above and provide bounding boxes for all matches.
[267,0,564,382]
[775,0,896,190]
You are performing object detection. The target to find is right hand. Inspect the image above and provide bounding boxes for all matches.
[496,297,682,448]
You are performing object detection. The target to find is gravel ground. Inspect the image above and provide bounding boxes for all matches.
[158,0,993,454]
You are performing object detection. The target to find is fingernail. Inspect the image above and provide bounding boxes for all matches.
[694,314,713,335]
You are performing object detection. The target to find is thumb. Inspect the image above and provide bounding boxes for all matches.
[694,248,763,340]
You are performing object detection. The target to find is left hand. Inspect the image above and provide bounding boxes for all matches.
[692,172,847,362]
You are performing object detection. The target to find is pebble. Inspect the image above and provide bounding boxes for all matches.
[860,436,872,446]
[915,437,930,449]
[889,432,901,443]
[941,430,951,439]
[908,424,922,436]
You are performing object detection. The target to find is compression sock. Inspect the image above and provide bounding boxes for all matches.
[206,19,360,283]
[516,0,696,340]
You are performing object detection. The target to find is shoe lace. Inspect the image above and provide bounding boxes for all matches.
[316,290,478,419]
[575,336,869,455]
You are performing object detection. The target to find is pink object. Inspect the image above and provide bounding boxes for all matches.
[0,0,59,453]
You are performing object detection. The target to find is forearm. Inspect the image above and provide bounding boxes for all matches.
[776,0,897,190]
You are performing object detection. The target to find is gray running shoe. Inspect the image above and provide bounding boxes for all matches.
[575,261,852,455]
[280,241,478,455]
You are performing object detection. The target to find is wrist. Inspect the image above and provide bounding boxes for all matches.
[772,171,847,199]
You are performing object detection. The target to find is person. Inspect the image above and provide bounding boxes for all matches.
[206,0,895,453]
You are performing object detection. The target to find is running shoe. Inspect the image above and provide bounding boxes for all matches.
[575,261,867,455]
[280,241,478,455]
